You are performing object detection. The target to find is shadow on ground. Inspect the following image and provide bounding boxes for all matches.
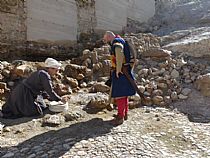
[172,89,210,123]
[0,109,56,126]
[0,118,113,157]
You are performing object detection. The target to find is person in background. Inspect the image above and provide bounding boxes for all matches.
[0,58,67,119]
[103,31,136,126]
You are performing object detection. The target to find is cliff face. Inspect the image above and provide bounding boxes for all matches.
[151,0,210,35]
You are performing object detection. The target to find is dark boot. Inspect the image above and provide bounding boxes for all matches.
[124,113,128,120]
[111,115,124,126]
[113,113,128,121]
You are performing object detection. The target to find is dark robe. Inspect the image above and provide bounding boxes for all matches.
[2,70,61,118]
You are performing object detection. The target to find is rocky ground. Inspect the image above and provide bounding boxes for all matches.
[0,88,210,158]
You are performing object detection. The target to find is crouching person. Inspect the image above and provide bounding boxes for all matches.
[0,58,67,119]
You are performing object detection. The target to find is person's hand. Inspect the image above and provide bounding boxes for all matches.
[61,97,67,103]
[61,95,70,103]
[116,70,123,78]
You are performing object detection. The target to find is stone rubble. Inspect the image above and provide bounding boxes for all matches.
[0,33,209,107]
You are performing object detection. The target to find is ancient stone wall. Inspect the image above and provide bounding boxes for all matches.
[75,0,96,35]
[0,0,155,61]
[0,0,26,43]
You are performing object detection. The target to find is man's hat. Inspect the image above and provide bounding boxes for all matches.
[45,58,61,69]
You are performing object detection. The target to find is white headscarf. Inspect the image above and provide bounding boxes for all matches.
[45,58,61,69]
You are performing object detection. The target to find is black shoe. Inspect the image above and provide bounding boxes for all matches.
[113,114,128,120]
[111,117,124,126]
[124,114,128,120]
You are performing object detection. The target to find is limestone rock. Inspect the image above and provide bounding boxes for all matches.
[152,95,164,105]
[178,94,188,100]
[181,88,191,96]
[64,76,78,88]
[141,47,171,59]
[13,64,33,78]
[171,91,178,101]
[87,94,109,109]
[42,115,64,126]
[142,96,153,106]
[90,82,110,93]
[195,73,210,96]
[171,69,180,79]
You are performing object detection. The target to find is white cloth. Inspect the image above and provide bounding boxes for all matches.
[45,58,61,69]
[36,95,47,108]
[48,101,68,112]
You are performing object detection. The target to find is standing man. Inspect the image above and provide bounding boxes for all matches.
[103,31,136,126]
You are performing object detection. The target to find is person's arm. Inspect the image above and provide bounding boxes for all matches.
[114,43,124,78]
[39,72,61,101]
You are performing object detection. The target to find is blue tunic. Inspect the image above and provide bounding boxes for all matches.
[111,37,136,98]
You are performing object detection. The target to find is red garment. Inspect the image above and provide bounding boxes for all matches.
[115,97,128,118]
[115,35,121,38]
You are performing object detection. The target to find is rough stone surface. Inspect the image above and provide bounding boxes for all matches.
[0,106,210,158]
